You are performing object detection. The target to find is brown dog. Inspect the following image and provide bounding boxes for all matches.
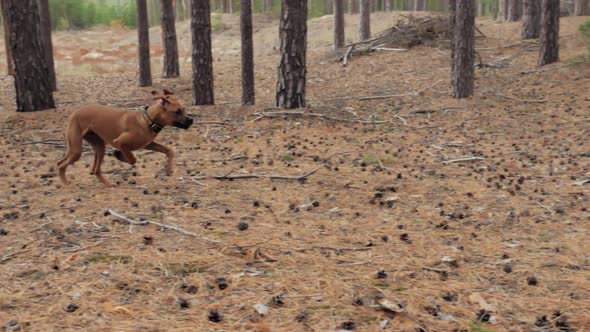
[57,89,193,187]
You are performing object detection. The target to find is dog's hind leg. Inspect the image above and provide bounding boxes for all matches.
[84,132,114,187]
[58,120,83,185]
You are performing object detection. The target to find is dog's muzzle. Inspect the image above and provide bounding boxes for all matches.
[174,117,193,129]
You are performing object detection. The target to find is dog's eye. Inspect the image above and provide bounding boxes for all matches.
[175,110,182,115]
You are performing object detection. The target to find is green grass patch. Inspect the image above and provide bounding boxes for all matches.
[470,322,496,332]
[16,270,45,280]
[86,253,132,264]
[159,262,208,277]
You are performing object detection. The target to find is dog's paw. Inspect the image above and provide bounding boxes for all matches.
[112,150,126,162]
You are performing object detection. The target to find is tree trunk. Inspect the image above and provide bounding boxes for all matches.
[385,0,393,11]
[359,0,371,40]
[222,0,229,13]
[265,0,273,12]
[1,0,13,76]
[6,0,55,111]
[184,0,190,20]
[137,0,152,87]
[508,0,522,21]
[334,0,345,49]
[574,0,589,15]
[450,0,456,80]
[240,0,254,105]
[522,0,541,39]
[37,0,56,91]
[276,0,307,109]
[539,0,559,66]
[190,0,214,105]
[161,0,179,78]
[349,0,359,13]
[451,0,475,99]
[414,0,426,11]
[498,0,508,20]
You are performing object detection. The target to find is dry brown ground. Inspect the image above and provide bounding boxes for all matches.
[1,12,589,332]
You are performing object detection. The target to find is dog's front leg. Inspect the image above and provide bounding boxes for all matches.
[144,142,174,176]
[112,133,137,165]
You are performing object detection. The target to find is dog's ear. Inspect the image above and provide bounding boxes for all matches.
[151,90,160,97]
[163,89,174,96]
[158,97,170,108]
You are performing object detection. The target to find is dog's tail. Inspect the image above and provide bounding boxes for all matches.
[57,113,82,169]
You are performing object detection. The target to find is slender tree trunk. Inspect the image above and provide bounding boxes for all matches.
[265,0,273,12]
[451,0,475,99]
[414,0,426,10]
[522,0,541,39]
[1,0,13,76]
[37,0,56,91]
[539,0,559,66]
[334,0,345,49]
[6,0,54,111]
[574,0,589,15]
[240,0,254,104]
[508,0,522,21]
[498,0,508,20]
[439,0,448,12]
[184,0,190,19]
[359,0,371,40]
[161,0,179,78]
[137,0,152,86]
[276,0,307,109]
[190,0,214,104]
[450,0,456,80]
[349,0,359,13]
[222,0,229,13]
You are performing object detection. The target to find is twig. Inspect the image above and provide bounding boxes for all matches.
[342,45,353,66]
[193,168,320,181]
[23,207,72,221]
[107,209,238,248]
[252,111,390,124]
[326,80,441,102]
[497,93,547,103]
[442,156,485,164]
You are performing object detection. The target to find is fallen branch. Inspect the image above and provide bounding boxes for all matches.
[497,93,547,103]
[442,156,485,164]
[342,45,353,66]
[326,80,442,102]
[108,209,238,247]
[193,168,320,181]
[252,111,390,124]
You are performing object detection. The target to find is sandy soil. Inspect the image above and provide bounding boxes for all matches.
[0,12,589,332]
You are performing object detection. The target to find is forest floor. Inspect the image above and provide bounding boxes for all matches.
[1,12,589,332]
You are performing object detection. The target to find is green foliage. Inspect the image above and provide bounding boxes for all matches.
[211,12,225,31]
[48,0,137,30]
[580,20,590,56]
[469,322,496,332]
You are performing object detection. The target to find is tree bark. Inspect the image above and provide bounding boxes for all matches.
[450,0,456,80]
[190,0,214,105]
[6,0,54,111]
[522,0,541,39]
[240,0,254,105]
[574,0,589,15]
[539,0,559,66]
[498,0,508,20]
[137,0,152,87]
[414,0,426,11]
[334,0,345,49]
[160,0,179,78]
[37,0,56,91]
[1,0,13,76]
[276,0,307,109]
[451,0,475,99]
[359,0,371,40]
[184,0,191,20]
[349,0,359,14]
[508,0,522,21]
[385,0,393,11]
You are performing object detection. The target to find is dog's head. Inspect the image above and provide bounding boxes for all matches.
[151,89,193,129]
